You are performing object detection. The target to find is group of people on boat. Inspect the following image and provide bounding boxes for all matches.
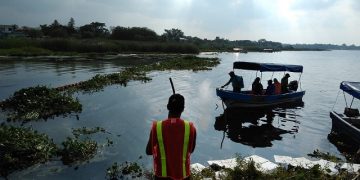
[221,71,298,95]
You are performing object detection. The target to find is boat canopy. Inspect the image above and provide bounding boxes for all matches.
[340,81,360,100]
[233,61,303,73]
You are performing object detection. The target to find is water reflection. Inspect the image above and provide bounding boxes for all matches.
[215,102,304,148]
[328,128,360,163]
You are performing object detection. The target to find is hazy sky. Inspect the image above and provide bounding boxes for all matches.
[1,0,359,45]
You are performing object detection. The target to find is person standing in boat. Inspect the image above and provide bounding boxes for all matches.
[146,94,197,180]
[281,73,290,93]
[252,77,263,95]
[273,78,281,94]
[221,71,244,93]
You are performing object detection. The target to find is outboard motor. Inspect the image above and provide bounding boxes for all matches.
[288,80,298,91]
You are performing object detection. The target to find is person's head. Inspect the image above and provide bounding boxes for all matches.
[167,94,185,115]
[255,77,260,83]
[274,78,279,83]
[229,71,235,77]
[285,73,290,78]
[268,80,272,85]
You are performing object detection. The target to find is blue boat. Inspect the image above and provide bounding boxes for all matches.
[216,61,305,108]
[330,81,360,144]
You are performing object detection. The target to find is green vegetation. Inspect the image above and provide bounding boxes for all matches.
[0,47,53,56]
[0,38,199,55]
[4,18,360,53]
[103,153,358,180]
[69,69,150,93]
[0,124,107,178]
[60,137,98,165]
[72,126,106,138]
[61,55,219,93]
[0,124,57,177]
[307,149,343,163]
[2,18,329,55]
[0,86,82,122]
[190,155,358,180]
[106,162,143,180]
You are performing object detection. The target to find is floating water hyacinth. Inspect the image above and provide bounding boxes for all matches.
[0,124,57,177]
[1,86,82,122]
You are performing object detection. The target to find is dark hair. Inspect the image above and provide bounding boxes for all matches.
[229,71,235,77]
[268,80,272,85]
[274,78,279,83]
[255,77,260,82]
[167,94,185,113]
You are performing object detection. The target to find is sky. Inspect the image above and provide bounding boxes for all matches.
[1,0,360,45]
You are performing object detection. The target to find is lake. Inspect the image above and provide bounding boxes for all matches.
[1,51,359,179]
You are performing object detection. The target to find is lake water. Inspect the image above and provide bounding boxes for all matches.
[0,51,359,179]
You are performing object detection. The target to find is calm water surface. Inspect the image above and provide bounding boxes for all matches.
[0,51,359,179]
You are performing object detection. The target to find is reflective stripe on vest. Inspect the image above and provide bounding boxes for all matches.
[182,120,190,177]
[156,120,191,178]
[156,121,167,177]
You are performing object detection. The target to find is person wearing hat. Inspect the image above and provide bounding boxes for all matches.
[281,73,290,93]
[146,94,196,180]
[221,71,244,93]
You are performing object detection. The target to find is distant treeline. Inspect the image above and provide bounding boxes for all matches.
[287,43,360,50]
[2,17,359,54]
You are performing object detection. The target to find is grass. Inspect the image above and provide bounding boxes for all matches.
[190,154,358,180]
[104,153,359,180]
[0,47,53,56]
[307,149,343,163]
[0,38,200,55]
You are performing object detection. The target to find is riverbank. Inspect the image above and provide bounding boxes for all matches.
[0,38,200,55]
[0,38,333,57]
[105,153,359,180]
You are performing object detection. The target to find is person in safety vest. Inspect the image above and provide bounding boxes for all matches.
[146,94,196,180]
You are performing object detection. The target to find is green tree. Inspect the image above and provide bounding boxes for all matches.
[40,19,68,37]
[22,26,43,38]
[111,26,158,41]
[162,28,184,42]
[79,22,109,38]
[67,17,76,35]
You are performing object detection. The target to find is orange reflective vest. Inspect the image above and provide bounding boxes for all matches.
[151,118,196,179]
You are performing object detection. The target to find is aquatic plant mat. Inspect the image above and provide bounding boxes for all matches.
[0,124,111,178]
[60,137,98,165]
[0,124,57,177]
[56,55,220,93]
[0,86,82,122]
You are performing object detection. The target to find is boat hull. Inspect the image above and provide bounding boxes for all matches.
[330,111,360,145]
[216,89,305,108]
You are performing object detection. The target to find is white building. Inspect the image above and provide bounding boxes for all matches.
[0,25,17,34]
